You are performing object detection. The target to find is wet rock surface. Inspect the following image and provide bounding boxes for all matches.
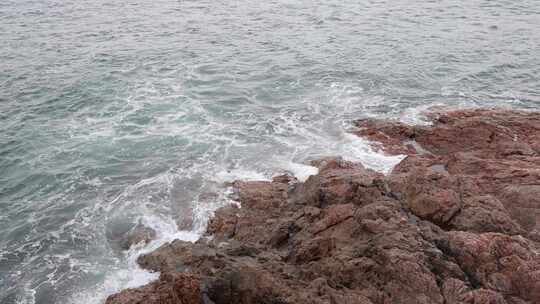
[120,224,157,250]
[107,108,540,304]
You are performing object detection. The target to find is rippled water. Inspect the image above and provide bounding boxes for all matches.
[1,0,539,303]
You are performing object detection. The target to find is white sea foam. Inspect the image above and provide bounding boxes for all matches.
[71,256,159,304]
[338,133,405,174]
[281,162,319,182]
[69,214,201,304]
[213,169,270,183]
[15,284,35,304]
[398,105,435,126]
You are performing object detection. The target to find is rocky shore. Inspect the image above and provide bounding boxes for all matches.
[106,108,540,304]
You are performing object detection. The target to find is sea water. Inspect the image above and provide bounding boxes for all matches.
[1,0,539,303]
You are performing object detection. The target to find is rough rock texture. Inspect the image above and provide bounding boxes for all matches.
[106,108,540,304]
[106,272,201,304]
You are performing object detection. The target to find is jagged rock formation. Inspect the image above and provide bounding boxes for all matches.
[106,108,540,304]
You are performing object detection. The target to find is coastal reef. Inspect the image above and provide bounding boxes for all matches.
[107,108,540,304]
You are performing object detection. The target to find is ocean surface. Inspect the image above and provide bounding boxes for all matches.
[1,0,539,303]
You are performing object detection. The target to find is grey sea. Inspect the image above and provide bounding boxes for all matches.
[1,0,539,303]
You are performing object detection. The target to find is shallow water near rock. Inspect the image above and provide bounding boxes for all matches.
[1,0,540,303]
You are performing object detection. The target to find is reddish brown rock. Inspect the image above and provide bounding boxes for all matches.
[501,185,540,233]
[356,108,540,159]
[207,205,239,240]
[308,203,355,234]
[442,279,508,304]
[354,119,417,155]
[287,236,336,263]
[107,108,540,304]
[232,180,288,210]
[388,161,462,226]
[291,157,386,207]
[105,272,201,304]
[444,231,540,302]
[449,195,523,235]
